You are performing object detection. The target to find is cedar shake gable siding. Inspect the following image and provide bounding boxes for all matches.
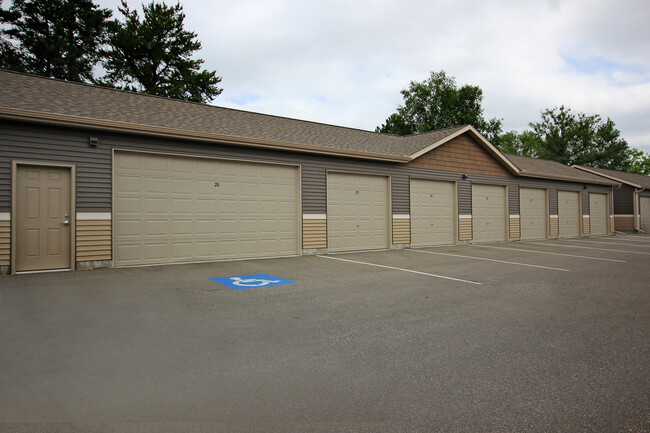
[408,133,512,177]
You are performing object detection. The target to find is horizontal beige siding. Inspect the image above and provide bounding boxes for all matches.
[583,216,590,234]
[302,218,327,249]
[76,219,112,261]
[0,220,9,266]
[459,216,472,241]
[549,216,559,237]
[509,216,520,239]
[392,216,410,245]
[614,215,633,231]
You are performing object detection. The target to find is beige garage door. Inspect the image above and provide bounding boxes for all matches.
[472,184,507,242]
[327,172,389,252]
[520,188,547,240]
[114,152,299,266]
[558,190,580,237]
[589,193,608,235]
[410,179,455,246]
[641,197,650,232]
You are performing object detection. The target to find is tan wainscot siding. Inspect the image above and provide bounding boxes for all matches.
[549,215,559,237]
[408,134,512,177]
[392,214,410,245]
[76,212,112,266]
[0,213,9,268]
[583,215,590,234]
[458,215,472,241]
[614,215,634,231]
[509,215,521,239]
[302,214,327,250]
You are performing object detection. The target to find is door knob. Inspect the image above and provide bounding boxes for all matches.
[63,220,70,226]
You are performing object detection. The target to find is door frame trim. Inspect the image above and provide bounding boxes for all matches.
[11,161,76,274]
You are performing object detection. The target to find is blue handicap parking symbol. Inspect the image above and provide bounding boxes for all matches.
[210,274,296,290]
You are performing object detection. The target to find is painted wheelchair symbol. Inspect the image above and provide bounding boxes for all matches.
[229,277,282,288]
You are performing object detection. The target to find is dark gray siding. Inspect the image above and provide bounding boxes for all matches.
[548,187,558,215]
[509,184,519,215]
[0,121,111,211]
[613,185,635,214]
[1,121,615,221]
[302,164,326,214]
[391,174,409,214]
[458,179,471,215]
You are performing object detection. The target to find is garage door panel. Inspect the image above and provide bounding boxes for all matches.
[641,197,650,231]
[589,193,608,235]
[558,191,580,237]
[114,152,299,266]
[520,188,547,240]
[411,179,455,246]
[327,173,389,252]
[472,184,507,242]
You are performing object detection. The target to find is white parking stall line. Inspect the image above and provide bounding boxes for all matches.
[611,237,650,243]
[566,239,650,248]
[472,244,627,263]
[317,255,482,286]
[406,249,570,272]
[520,241,650,256]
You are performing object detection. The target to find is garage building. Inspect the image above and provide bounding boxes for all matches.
[574,166,650,233]
[0,71,618,274]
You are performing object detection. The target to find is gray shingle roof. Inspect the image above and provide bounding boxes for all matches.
[0,69,468,159]
[573,166,650,188]
[505,154,618,185]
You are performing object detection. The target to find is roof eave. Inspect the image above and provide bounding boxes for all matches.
[520,170,620,186]
[0,107,410,163]
[572,165,644,189]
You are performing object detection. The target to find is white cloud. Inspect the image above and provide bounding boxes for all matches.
[95,0,650,153]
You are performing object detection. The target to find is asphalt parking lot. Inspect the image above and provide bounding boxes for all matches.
[1,235,649,433]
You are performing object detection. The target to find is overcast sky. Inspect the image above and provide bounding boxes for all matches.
[95,0,650,153]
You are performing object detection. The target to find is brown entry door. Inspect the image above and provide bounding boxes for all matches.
[16,165,72,271]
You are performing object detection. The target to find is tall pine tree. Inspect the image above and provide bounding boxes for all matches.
[0,0,111,82]
[102,1,222,103]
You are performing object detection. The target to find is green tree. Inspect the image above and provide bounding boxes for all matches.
[495,130,539,158]
[377,70,502,141]
[627,148,650,175]
[0,0,111,81]
[0,0,23,71]
[527,106,632,171]
[102,1,222,103]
